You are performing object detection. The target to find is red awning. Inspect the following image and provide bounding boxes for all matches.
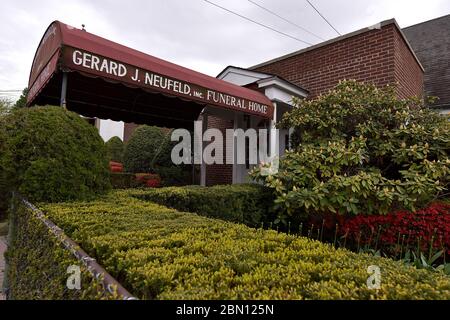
[27,21,274,124]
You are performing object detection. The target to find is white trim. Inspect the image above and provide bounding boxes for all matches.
[217,66,308,106]
[257,77,308,101]
[439,108,450,115]
[217,67,272,83]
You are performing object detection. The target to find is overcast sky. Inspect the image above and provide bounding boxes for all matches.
[1,0,450,101]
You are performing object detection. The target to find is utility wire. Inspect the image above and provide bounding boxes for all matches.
[247,0,325,41]
[305,0,341,35]
[203,0,313,45]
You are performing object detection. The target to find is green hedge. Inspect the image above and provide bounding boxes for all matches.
[0,106,110,203]
[110,172,144,189]
[127,184,276,227]
[37,191,450,300]
[123,125,173,173]
[6,197,118,299]
[105,136,124,163]
[0,118,10,220]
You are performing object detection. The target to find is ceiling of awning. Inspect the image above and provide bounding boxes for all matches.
[27,21,274,128]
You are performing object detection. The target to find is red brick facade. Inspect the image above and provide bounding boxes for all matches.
[393,28,424,98]
[252,22,423,99]
[123,122,140,143]
[205,115,233,185]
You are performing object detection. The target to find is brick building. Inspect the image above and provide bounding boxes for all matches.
[121,18,426,185]
[202,18,424,185]
[35,18,436,186]
[249,19,423,99]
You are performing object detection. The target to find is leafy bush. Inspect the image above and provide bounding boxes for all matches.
[37,191,450,300]
[253,80,450,219]
[13,87,28,110]
[105,136,124,163]
[128,184,275,227]
[154,166,191,186]
[0,106,111,202]
[0,101,13,219]
[7,197,117,299]
[123,125,191,186]
[0,121,9,220]
[110,172,143,189]
[123,125,173,173]
[0,97,13,116]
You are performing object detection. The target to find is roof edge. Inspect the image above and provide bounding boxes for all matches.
[217,65,309,94]
[257,76,309,98]
[393,20,425,71]
[216,65,272,80]
[249,18,424,72]
[403,13,450,30]
[27,20,61,89]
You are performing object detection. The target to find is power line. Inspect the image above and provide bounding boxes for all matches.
[203,0,313,46]
[247,0,325,41]
[305,0,341,36]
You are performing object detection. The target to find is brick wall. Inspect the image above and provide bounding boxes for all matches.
[205,114,233,186]
[252,22,423,99]
[393,28,424,98]
[123,122,140,143]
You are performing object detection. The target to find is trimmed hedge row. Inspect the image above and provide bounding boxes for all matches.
[6,197,120,300]
[127,184,276,227]
[38,191,450,300]
[110,172,143,189]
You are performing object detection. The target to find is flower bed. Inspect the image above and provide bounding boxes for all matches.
[340,202,450,255]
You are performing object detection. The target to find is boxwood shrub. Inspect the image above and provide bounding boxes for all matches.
[128,184,276,227]
[0,121,9,220]
[110,172,143,189]
[6,197,119,299]
[35,191,450,300]
[123,125,172,173]
[105,136,124,163]
[0,106,111,203]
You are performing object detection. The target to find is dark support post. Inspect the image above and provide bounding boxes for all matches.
[191,135,195,185]
[60,72,68,108]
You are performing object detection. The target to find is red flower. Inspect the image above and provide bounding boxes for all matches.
[319,202,450,255]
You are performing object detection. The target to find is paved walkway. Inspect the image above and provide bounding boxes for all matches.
[0,236,7,300]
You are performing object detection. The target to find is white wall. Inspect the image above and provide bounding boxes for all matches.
[439,108,450,115]
[98,119,124,141]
